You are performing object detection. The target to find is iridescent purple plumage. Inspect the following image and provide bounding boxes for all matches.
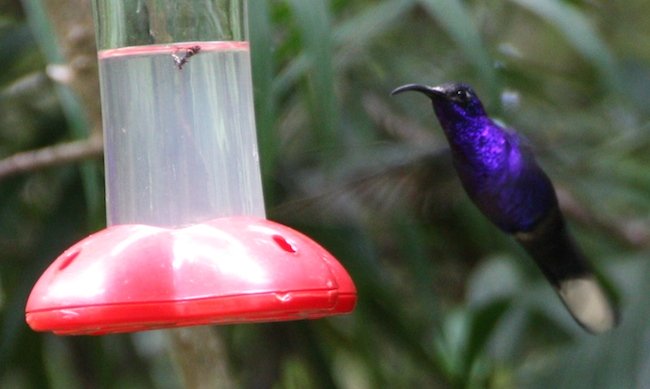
[392,82,618,333]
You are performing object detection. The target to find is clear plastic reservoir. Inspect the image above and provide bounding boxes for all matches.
[98,41,265,226]
[91,0,264,226]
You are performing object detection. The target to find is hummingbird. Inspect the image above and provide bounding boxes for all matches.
[391,82,618,334]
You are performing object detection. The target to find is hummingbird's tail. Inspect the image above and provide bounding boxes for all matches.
[515,208,619,334]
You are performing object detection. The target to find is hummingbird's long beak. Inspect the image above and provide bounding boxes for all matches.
[390,84,445,99]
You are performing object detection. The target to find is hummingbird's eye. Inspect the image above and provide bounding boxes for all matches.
[454,89,472,104]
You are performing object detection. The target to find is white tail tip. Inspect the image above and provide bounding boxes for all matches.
[557,277,617,334]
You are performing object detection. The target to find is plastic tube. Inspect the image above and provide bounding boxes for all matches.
[92,0,264,226]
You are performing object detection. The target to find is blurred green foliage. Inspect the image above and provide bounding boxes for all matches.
[2,0,650,388]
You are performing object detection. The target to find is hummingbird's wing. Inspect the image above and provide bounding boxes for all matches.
[270,149,459,223]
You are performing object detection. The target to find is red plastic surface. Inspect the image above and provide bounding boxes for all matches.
[25,217,356,335]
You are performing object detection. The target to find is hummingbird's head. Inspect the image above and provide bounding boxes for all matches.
[391,82,487,125]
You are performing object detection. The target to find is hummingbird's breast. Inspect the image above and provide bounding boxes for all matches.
[451,128,556,233]
[447,120,510,178]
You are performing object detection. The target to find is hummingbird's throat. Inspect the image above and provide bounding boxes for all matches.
[443,119,509,172]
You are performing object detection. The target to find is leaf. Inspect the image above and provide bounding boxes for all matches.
[417,0,498,96]
[284,0,340,155]
[508,0,620,90]
[334,0,415,53]
[462,299,510,381]
[249,0,279,194]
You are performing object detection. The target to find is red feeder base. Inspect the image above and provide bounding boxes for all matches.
[25,217,356,335]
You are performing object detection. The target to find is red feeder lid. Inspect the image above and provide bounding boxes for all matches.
[25,216,356,335]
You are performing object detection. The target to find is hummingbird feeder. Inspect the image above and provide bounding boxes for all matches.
[25,0,356,335]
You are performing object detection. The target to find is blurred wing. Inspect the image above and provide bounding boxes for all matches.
[270,149,460,223]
